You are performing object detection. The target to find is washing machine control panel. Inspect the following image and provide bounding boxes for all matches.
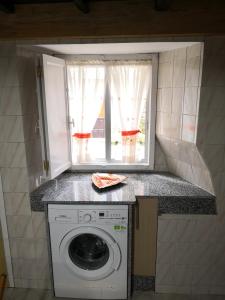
[78,209,128,224]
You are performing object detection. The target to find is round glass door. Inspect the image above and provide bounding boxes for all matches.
[59,226,121,280]
[68,233,110,270]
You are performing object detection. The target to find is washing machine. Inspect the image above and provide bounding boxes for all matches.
[48,204,128,299]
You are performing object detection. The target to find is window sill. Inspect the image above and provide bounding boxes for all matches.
[70,163,154,172]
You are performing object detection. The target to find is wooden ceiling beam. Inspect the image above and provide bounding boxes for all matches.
[0,0,15,13]
[154,0,171,11]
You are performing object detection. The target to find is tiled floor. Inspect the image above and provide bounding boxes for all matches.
[2,289,225,300]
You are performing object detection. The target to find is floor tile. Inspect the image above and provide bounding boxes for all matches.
[3,288,225,300]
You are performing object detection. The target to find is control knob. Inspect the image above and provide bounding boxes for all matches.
[83,213,92,222]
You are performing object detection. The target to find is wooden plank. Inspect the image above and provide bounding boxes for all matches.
[133,197,158,276]
[0,0,225,40]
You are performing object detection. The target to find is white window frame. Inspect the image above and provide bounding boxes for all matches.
[65,53,158,171]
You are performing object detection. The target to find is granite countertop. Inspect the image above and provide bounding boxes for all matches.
[30,172,216,215]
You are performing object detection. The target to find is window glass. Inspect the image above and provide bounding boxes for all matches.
[67,61,152,165]
[67,65,105,164]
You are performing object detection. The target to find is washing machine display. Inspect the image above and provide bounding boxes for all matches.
[49,204,128,299]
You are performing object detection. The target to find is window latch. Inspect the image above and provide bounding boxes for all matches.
[68,118,75,127]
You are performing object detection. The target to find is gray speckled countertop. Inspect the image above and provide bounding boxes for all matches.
[30,172,216,215]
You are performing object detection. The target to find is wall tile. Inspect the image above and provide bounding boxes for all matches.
[34,258,50,280]
[154,140,168,171]
[201,145,225,174]
[174,47,186,60]
[187,43,202,59]
[176,219,197,242]
[157,136,173,158]
[156,112,162,135]
[182,115,196,143]
[210,285,225,295]
[0,86,22,116]
[190,165,214,194]
[159,51,174,63]
[34,239,48,260]
[155,284,177,293]
[170,113,181,139]
[199,87,225,117]
[174,265,192,286]
[160,88,172,113]
[173,59,186,87]
[0,58,9,89]
[204,116,225,145]
[160,112,171,137]
[172,87,184,114]
[14,278,51,289]
[0,57,19,87]
[12,256,50,281]
[9,238,35,259]
[210,264,225,286]
[0,143,27,168]
[157,242,176,265]
[192,218,217,243]
[191,285,210,295]
[158,62,173,88]
[31,212,47,239]
[191,243,214,266]
[175,160,194,183]
[192,264,212,286]
[0,42,16,57]
[212,242,225,266]
[156,263,175,285]
[158,219,177,242]
[1,167,29,192]
[23,114,39,142]
[156,39,225,295]
[175,285,192,294]
[7,215,33,238]
[185,56,201,87]
[0,116,24,142]
[183,87,199,115]
[157,89,162,112]
[4,192,31,216]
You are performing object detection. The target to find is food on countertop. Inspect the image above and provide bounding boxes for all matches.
[91,173,127,189]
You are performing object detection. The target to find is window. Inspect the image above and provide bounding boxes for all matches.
[39,54,157,179]
[67,59,153,167]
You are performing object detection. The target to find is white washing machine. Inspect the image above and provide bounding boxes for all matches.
[48,204,128,299]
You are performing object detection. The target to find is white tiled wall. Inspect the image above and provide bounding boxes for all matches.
[156,38,225,295]
[156,43,213,193]
[0,43,51,289]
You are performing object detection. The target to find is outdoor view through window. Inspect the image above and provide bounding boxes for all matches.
[67,61,152,165]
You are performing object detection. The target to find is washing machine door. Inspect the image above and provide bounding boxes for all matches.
[59,226,121,281]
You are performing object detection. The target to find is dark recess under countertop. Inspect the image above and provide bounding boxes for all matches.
[30,171,216,215]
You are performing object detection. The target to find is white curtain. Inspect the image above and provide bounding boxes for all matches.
[67,65,105,163]
[108,64,152,162]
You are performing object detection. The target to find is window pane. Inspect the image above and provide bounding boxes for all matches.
[67,65,105,163]
[111,97,147,162]
[109,64,151,163]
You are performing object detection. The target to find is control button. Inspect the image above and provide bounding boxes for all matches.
[83,214,92,222]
